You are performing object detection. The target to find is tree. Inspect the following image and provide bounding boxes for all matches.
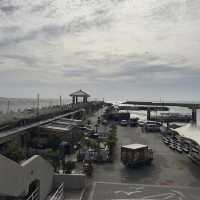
[110,124,117,132]
[106,125,118,153]
[3,141,25,162]
[63,161,76,174]
[87,120,91,126]
[84,138,98,149]
[44,149,60,172]
[48,135,61,150]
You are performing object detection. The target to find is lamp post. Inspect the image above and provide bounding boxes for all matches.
[36,93,40,116]
[7,100,10,113]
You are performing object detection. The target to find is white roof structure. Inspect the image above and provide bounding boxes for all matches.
[41,124,73,132]
[174,124,200,146]
[122,144,147,150]
[70,90,90,97]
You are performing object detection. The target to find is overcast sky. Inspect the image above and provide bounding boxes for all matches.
[0,0,200,101]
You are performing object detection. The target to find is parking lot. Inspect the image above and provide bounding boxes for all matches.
[84,109,200,199]
[89,182,200,200]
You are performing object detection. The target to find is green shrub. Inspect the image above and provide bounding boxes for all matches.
[3,141,25,162]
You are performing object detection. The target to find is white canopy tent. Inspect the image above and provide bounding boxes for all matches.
[173,124,200,146]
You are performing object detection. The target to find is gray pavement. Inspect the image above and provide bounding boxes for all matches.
[84,108,200,199]
[64,189,85,200]
[89,182,200,200]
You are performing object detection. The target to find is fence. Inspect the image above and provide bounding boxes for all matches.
[26,187,40,200]
[50,183,64,200]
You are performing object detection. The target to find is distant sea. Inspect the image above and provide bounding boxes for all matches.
[0,97,196,117]
[0,97,71,113]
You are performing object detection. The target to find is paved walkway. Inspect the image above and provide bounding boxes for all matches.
[64,189,85,200]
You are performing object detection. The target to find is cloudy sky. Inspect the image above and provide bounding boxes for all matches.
[0,0,200,101]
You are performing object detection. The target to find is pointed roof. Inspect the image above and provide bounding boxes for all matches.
[70,90,90,97]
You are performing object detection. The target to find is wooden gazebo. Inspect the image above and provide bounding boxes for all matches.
[70,90,90,104]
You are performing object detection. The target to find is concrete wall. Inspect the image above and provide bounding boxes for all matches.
[0,154,25,197]
[0,154,54,200]
[53,174,86,190]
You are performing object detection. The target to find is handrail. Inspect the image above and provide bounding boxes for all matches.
[26,187,39,200]
[50,183,64,200]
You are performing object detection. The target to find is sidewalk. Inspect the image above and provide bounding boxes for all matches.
[63,188,86,200]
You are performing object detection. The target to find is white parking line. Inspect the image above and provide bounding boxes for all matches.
[94,181,200,189]
[89,182,97,200]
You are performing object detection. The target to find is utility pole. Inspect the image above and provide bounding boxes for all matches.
[7,100,10,113]
[60,96,62,107]
[36,93,40,116]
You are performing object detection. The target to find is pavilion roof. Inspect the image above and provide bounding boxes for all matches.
[69,90,90,97]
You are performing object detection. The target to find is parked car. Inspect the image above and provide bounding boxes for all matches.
[144,121,161,132]
[102,119,108,125]
[89,132,99,139]
[129,119,138,127]
[120,120,128,126]
[137,120,145,127]
[79,126,93,132]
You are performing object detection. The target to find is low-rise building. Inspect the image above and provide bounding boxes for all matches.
[0,154,86,200]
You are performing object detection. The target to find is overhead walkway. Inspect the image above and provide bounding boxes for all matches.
[0,109,84,142]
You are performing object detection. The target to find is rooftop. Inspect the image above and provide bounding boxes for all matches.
[121,143,147,149]
[41,123,74,132]
[174,124,200,146]
[70,90,90,97]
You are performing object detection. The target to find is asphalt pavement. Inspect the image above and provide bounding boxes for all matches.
[89,182,200,200]
[83,108,200,200]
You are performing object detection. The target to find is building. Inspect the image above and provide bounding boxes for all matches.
[0,154,86,200]
[39,121,81,144]
[172,109,200,164]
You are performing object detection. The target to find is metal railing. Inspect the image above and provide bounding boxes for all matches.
[49,183,64,200]
[26,187,40,200]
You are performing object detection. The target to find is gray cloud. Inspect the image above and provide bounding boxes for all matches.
[0,24,66,47]
[0,0,200,99]
[0,26,20,33]
[0,5,19,14]
[31,1,52,13]
[1,54,37,66]
[0,12,113,47]
[63,67,97,77]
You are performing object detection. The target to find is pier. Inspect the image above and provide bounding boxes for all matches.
[0,101,103,144]
[122,101,200,122]
[123,101,200,109]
